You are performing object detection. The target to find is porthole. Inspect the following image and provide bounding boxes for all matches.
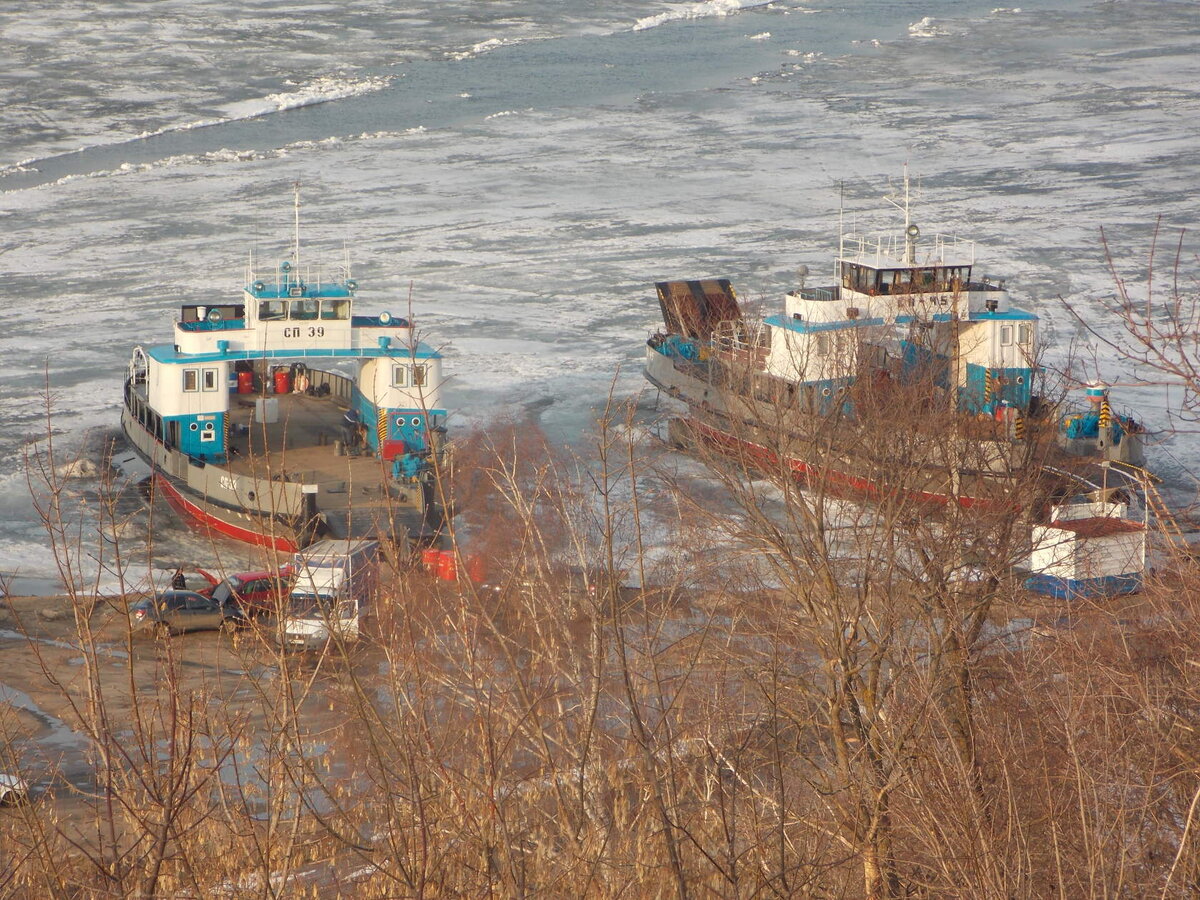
[410,416,422,427]
[204,422,214,431]
[189,423,199,431]
[247,491,256,501]
[395,417,406,428]
[821,388,832,397]
[1016,376,1025,385]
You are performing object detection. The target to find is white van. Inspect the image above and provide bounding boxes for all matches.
[281,539,381,651]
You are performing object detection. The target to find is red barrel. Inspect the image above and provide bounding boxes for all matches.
[421,548,442,575]
[466,555,487,584]
[437,550,458,582]
[237,370,254,394]
[274,368,292,394]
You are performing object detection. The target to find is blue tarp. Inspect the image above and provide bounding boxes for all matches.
[1024,572,1142,600]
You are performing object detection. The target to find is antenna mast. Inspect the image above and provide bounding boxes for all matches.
[885,164,921,264]
[292,181,301,266]
[838,180,845,253]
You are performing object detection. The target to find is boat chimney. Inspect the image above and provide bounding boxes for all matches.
[797,265,809,290]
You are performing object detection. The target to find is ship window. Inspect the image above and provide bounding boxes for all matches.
[189,422,199,431]
[412,365,428,387]
[202,368,219,391]
[183,369,199,392]
[259,300,287,320]
[201,429,215,443]
[392,365,408,387]
[410,416,422,427]
[1000,325,1013,346]
[289,299,319,321]
[1018,323,1032,345]
[321,299,350,320]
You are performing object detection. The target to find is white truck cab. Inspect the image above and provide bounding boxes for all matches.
[282,539,381,651]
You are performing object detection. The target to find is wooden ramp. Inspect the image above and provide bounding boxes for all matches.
[656,279,742,340]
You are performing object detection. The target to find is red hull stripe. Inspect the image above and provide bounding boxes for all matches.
[153,474,299,552]
[687,418,994,510]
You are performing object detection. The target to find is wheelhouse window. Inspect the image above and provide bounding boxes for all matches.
[841,263,879,294]
[1000,325,1013,346]
[1018,323,1032,346]
[202,368,219,391]
[258,300,287,320]
[412,364,428,387]
[321,299,351,320]
[183,369,199,392]
[392,364,408,387]
[289,299,319,320]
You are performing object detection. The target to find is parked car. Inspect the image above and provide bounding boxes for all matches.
[130,590,248,635]
[0,773,30,806]
[205,569,293,619]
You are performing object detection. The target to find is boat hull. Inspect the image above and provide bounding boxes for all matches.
[671,415,1016,511]
[120,390,437,552]
[151,471,302,552]
[646,344,1042,511]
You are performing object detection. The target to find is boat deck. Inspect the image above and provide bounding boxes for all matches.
[227,392,427,539]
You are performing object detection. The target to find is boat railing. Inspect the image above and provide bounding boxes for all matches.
[306,367,356,404]
[179,318,247,332]
[712,317,769,352]
[121,403,311,517]
[840,231,977,267]
[244,260,352,293]
[795,286,835,303]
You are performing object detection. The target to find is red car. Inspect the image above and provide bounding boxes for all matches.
[202,568,294,619]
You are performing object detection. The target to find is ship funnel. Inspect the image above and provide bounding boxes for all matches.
[797,265,809,290]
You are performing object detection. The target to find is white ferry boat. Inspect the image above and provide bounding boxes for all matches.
[121,228,447,552]
[645,174,1146,511]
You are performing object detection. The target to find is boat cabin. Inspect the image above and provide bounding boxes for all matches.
[125,258,446,469]
[760,224,1038,415]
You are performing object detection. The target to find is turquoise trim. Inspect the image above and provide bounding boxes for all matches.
[147,343,442,364]
[962,363,1034,412]
[351,315,410,328]
[895,313,955,324]
[765,314,886,334]
[969,306,1038,322]
[163,411,227,463]
[247,283,354,299]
